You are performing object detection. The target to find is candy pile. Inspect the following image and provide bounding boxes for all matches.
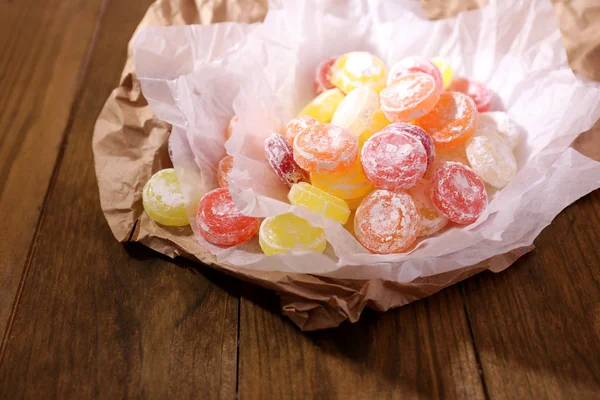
[143,51,522,255]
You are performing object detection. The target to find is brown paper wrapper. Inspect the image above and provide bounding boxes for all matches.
[93,0,600,331]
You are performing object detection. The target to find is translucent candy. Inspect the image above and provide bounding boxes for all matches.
[448,77,492,112]
[259,213,327,255]
[314,57,336,95]
[466,130,517,189]
[415,91,478,150]
[361,127,427,191]
[298,88,345,123]
[143,168,189,227]
[311,157,374,200]
[331,86,379,137]
[197,188,260,246]
[358,108,391,147]
[265,133,309,187]
[346,195,368,211]
[293,123,358,174]
[407,179,449,237]
[430,161,487,224]
[387,122,436,172]
[284,116,319,144]
[477,112,521,150]
[217,155,234,188]
[430,58,454,89]
[380,72,440,122]
[388,57,443,92]
[288,182,350,224]
[354,190,421,254]
[225,115,238,139]
[330,51,387,94]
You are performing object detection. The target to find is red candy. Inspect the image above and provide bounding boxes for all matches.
[314,58,336,95]
[384,122,435,172]
[197,188,260,246]
[388,57,443,92]
[265,133,309,187]
[361,128,427,191]
[448,77,492,112]
[430,161,487,224]
[284,116,319,144]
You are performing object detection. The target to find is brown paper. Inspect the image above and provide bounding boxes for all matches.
[93,0,600,330]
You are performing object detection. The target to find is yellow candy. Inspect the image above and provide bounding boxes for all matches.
[311,157,373,200]
[345,195,368,211]
[331,52,387,94]
[288,182,350,224]
[142,168,189,227]
[331,87,379,137]
[430,57,453,89]
[259,213,327,255]
[358,108,390,147]
[298,88,345,123]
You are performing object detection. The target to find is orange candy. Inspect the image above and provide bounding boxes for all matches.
[217,155,234,188]
[293,123,358,174]
[284,116,319,144]
[379,72,440,122]
[415,91,478,150]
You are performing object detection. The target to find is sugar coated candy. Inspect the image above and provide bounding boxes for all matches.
[330,51,387,94]
[407,179,449,237]
[284,115,319,144]
[430,161,487,224]
[143,168,189,227]
[425,143,469,179]
[430,58,454,89]
[361,127,427,191]
[331,86,379,137]
[288,182,350,224]
[354,190,421,254]
[466,130,517,189]
[380,72,440,122]
[298,87,345,123]
[388,57,443,92]
[359,108,391,147]
[477,112,521,150]
[217,155,234,188]
[265,133,309,187]
[415,91,477,150]
[197,188,260,246]
[311,157,374,200]
[225,115,238,139]
[448,77,492,112]
[259,213,327,255]
[388,122,436,172]
[314,57,336,95]
[293,123,358,174]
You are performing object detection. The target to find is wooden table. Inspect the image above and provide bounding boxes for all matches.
[1,1,599,398]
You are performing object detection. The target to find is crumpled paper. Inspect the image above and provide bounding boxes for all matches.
[94,0,600,330]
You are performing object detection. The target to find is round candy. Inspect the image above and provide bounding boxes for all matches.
[197,188,260,246]
[225,115,238,139]
[288,182,350,224]
[358,108,391,147]
[217,155,234,188]
[330,51,387,94]
[293,123,358,174]
[284,116,319,144]
[298,87,345,123]
[425,143,469,179]
[407,179,449,237]
[466,130,517,189]
[311,157,374,200]
[477,112,521,150]
[430,161,487,225]
[331,86,379,137]
[259,213,327,255]
[354,190,421,254]
[385,122,435,172]
[380,72,440,122]
[361,128,427,191]
[314,58,336,95]
[415,91,478,150]
[143,168,189,227]
[265,133,309,187]
[430,58,454,89]
[388,57,443,92]
[448,77,492,112]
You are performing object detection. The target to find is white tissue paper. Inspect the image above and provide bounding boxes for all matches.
[133,0,600,282]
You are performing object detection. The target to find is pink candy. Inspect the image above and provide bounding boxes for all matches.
[448,77,492,112]
[314,58,336,95]
[388,57,444,92]
[265,133,309,187]
[384,122,435,172]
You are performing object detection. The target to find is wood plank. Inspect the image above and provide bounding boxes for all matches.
[238,284,486,399]
[0,1,239,399]
[461,189,600,399]
[0,0,107,338]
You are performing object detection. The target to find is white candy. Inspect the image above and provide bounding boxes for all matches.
[466,131,517,189]
[331,87,378,137]
[477,112,522,150]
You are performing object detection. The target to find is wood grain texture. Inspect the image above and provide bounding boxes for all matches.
[0,1,239,399]
[462,190,600,399]
[238,284,485,399]
[0,0,106,343]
